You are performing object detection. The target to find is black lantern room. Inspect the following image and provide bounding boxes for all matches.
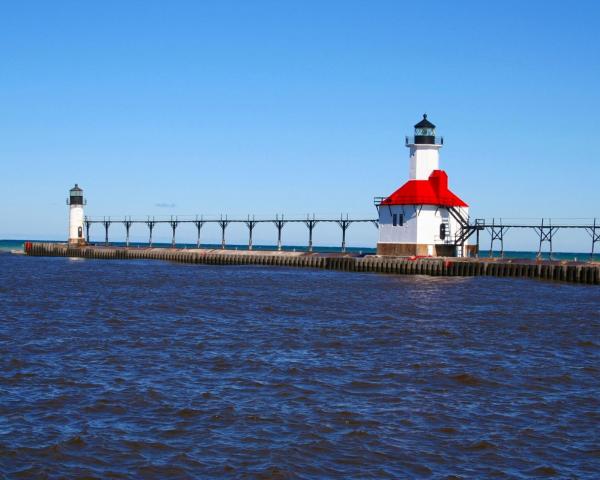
[413,114,438,145]
[68,184,84,205]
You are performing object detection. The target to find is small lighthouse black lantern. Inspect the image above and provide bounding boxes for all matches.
[413,114,437,145]
[68,184,84,205]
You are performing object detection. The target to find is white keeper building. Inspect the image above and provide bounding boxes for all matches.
[375,115,473,257]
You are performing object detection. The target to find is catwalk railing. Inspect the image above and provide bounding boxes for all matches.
[84,215,600,258]
[462,218,600,259]
[84,215,379,252]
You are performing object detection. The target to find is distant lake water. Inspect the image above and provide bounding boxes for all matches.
[0,252,599,478]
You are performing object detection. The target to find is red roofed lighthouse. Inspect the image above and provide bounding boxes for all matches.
[375,115,472,257]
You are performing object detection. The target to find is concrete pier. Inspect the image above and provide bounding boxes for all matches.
[23,242,600,285]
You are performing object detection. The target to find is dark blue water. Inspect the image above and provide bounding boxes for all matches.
[1,253,599,478]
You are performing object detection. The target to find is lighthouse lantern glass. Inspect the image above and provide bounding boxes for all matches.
[416,127,435,137]
[69,188,83,205]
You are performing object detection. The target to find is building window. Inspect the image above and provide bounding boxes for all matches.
[392,213,404,227]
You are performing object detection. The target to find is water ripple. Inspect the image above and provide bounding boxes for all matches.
[0,254,599,478]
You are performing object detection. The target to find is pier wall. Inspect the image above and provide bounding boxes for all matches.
[24,243,600,285]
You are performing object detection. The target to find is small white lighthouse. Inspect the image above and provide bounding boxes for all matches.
[376,115,472,257]
[67,184,86,245]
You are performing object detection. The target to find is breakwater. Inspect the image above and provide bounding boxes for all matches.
[24,242,600,285]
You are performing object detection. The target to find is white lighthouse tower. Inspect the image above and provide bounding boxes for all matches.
[375,115,472,257]
[67,184,86,245]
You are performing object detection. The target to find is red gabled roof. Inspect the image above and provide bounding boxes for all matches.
[380,170,468,207]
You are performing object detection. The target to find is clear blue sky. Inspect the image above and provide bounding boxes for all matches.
[1,1,599,251]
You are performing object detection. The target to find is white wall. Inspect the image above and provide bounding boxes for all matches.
[408,145,441,180]
[378,204,470,246]
[416,206,444,244]
[69,205,84,241]
[378,205,417,243]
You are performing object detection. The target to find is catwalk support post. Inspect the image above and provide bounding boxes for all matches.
[245,215,258,251]
[169,216,179,248]
[487,218,510,258]
[535,218,559,260]
[84,218,91,243]
[146,217,156,247]
[303,215,319,252]
[123,217,133,247]
[219,215,230,250]
[194,215,205,249]
[336,214,353,253]
[273,214,287,251]
[586,218,600,259]
[102,217,111,246]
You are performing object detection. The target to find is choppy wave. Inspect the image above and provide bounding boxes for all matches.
[0,253,599,478]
